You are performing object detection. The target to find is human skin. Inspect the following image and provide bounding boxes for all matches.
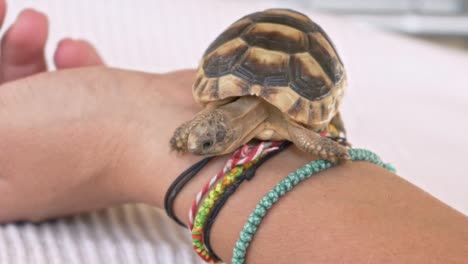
[0,0,104,219]
[0,1,103,82]
[0,67,467,264]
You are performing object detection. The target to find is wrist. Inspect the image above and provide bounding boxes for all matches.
[168,147,315,227]
[112,70,208,208]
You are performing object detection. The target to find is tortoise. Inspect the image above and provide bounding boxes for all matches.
[170,8,350,163]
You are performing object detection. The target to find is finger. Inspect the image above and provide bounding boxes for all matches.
[0,0,6,29]
[0,9,48,83]
[54,38,105,69]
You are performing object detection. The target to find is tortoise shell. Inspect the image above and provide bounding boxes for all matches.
[193,8,346,127]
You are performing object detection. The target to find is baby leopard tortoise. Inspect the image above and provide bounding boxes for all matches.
[171,8,350,163]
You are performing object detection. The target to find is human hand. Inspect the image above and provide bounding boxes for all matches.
[0,66,206,222]
[0,0,122,222]
[0,0,104,82]
[0,0,219,225]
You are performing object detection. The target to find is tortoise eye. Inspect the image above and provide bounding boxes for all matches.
[216,130,226,141]
[202,140,213,149]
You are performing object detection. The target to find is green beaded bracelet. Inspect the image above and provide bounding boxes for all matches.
[231,148,396,264]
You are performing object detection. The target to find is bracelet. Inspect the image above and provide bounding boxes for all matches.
[191,142,286,263]
[164,156,213,228]
[188,142,281,229]
[231,148,396,264]
[203,141,292,261]
[192,158,260,262]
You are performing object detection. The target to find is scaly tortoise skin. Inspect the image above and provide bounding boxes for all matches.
[171,8,350,163]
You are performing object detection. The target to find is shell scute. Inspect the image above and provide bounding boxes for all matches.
[250,13,317,33]
[307,33,343,85]
[289,53,331,100]
[232,47,290,87]
[203,18,252,56]
[241,23,308,54]
[262,8,312,24]
[203,38,248,78]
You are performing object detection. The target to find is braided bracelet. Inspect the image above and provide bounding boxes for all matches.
[191,142,286,262]
[203,141,292,261]
[188,142,280,229]
[232,148,396,264]
[192,157,261,262]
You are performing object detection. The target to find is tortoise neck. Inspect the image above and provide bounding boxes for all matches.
[217,96,269,150]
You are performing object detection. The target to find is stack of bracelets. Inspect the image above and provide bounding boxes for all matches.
[164,124,396,264]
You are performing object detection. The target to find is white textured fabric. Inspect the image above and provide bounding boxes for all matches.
[2,0,468,263]
[0,204,201,264]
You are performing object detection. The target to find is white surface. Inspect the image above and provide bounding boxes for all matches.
[345,14,468,36]
[2,0,468,263]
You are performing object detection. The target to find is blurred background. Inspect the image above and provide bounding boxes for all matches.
[274,0,468,50]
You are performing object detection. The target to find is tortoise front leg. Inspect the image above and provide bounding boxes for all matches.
[329,112,352,147]
[287,121,350,163]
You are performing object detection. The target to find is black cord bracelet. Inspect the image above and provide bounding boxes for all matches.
[203,141,292,260]
[164,156,213,228]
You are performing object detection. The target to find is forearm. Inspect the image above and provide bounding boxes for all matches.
[1,66,465,262]
[142,146,468,263]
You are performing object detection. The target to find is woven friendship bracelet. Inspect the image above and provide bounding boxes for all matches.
[164,157,213,228]
[232,148,396,264]
[188,142,281,229]
[191,157,262,262]
[191,142,284,262]
[203,141,292,261]
[192,142,291,262]
[188,144,257,230]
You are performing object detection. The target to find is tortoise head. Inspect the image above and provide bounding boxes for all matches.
[187,111,233,155]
